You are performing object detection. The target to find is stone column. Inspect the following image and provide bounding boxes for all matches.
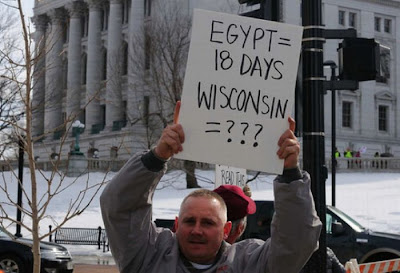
[45,9,65,138]
[105,0,124,130]
[32,15,48,138]
[127,0,145,121]
[85,0,104,132]
[66,2,85,125]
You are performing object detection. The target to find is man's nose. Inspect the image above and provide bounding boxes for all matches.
[191,222,203,235]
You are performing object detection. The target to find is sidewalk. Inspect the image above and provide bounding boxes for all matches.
[72,255,116,266]
[66,245,117,272]
[73,264,118,273]
[71,253,117,273]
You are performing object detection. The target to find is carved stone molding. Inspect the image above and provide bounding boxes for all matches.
[32,14,49,31]
[47,8,67,24]
[110,0,123,4]
[87,0,105,11]
[66,1,87,18]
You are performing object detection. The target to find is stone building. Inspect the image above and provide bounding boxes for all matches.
[31,0,400,162]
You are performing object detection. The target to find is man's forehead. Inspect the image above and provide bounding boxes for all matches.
[180,196,223,216]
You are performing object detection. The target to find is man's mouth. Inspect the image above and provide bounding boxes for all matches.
[188,238,206,244]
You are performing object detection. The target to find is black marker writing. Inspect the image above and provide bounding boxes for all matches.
[209,20,278,53]
[197,81,288,118]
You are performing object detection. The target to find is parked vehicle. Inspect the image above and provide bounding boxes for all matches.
[241,201,400,264]
[155,200,400,264]
[0,227,73,273]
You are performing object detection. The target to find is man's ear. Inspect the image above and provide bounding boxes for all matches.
[173,216,179,232]
[223,221,232,240]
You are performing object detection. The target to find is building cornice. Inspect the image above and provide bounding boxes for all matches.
[34,0,87,16]
[351,0,400,9]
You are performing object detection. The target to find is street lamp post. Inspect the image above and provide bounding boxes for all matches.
[15,137,24,238]
[324,60,338,207]
[71,120,85,155]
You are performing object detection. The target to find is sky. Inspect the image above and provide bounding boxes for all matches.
[1,166,400,260]
[22,0,34,18]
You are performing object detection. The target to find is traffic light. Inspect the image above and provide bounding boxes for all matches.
[238,0,280,21]
[338,38,380,81]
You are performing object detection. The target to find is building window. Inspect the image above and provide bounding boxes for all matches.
[342,101,352,128]
[338,10,345,26]
[378,105,388,131]
[81,53,87,85]
[80,109,86,125]
[384,19,391,33]
[81,14,89,37]
[101,6,109,31]
[62,20,69,44]
[122,42,128,75]
[102,49,107,80]
[374,17,381,32]
[123,0,131,24]
[63,58,68,90]
[143,96,149,125]
[122,101,127,123]
[349,12,356,28]
[144,33,151,70]
[377,45,390,84]
[144,0,152,17]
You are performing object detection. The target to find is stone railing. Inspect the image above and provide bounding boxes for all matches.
[326,157,400,172]
[2,157,400,173]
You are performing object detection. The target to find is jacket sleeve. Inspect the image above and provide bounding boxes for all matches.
[267,168,322,273]
[100,150,167,272]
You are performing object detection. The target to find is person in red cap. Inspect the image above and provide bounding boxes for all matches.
[213,184,256,244]
[101,102,322,273]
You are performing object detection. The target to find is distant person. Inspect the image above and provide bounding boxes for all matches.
[344,148,352,158]
[355,150,361,168]
[344,148,353,168]
[213,184,256,244]
[334,147,341,168]
[100,102,322,273]
[373,151,380,168]
[335,147,341,158]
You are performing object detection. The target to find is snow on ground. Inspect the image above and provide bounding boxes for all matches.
[1,167,400,257]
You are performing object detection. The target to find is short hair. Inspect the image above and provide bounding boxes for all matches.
[180,189,228,222]
[230,217,247,237]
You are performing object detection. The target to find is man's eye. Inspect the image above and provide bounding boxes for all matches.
[184,219,195,224]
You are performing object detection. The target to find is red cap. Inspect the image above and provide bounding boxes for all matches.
[213,185,256,221]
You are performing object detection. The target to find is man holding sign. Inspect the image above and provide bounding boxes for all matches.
[101,101,322,273]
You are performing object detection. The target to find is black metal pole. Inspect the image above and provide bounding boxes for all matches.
[331,67,336,207]
[15,137,24,238]
[302,0,327,272]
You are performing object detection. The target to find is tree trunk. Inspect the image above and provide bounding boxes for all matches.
[184,160,200,188]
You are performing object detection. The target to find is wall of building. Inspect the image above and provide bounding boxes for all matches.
[31,0,400,163]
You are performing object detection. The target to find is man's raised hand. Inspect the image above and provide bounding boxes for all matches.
[277,117,300,169]
[154,101,185,160]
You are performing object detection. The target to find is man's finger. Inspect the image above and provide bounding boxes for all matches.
[173,101,181,124]
[288,116,295,132]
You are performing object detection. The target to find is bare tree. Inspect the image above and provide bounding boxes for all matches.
[0,2,108,273]
[129,0,200,188]
[0,5,24,159]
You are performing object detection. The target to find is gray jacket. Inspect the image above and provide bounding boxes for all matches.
[100,151,322,273]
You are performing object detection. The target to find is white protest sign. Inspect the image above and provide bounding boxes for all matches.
[175,9,303,174]
[215,165,247,188]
